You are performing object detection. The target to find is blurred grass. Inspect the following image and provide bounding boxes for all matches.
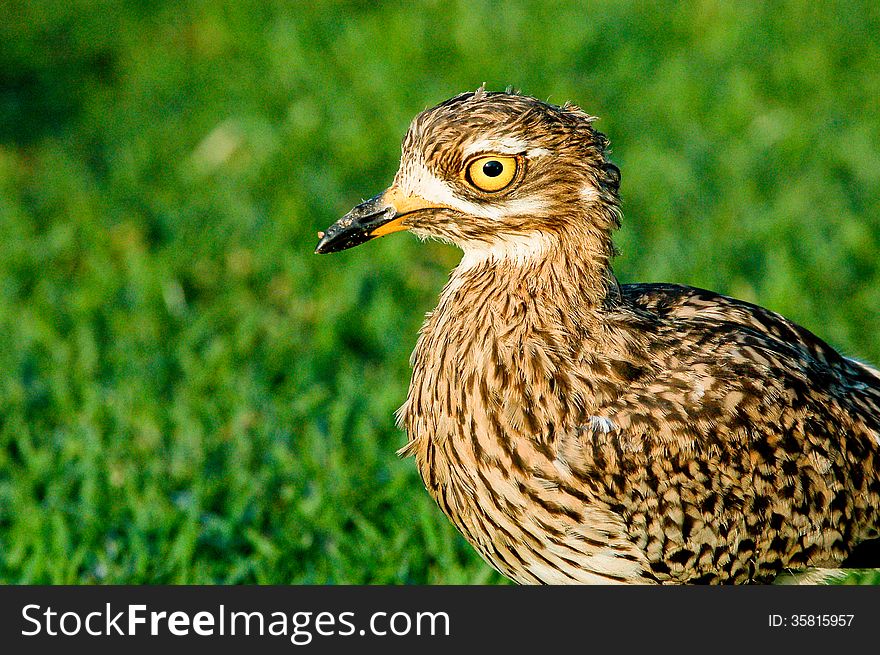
[0,0,878,583]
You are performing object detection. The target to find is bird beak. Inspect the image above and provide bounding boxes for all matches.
[315,186,438,254]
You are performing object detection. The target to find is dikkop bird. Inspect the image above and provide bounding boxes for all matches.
[315,88,880,584]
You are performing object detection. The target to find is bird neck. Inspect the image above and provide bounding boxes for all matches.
[447,229,620,316]
[397,228,621,477]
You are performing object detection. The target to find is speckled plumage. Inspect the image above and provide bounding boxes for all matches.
[317,89,880,584]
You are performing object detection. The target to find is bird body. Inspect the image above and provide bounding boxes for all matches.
[316,89,880,583]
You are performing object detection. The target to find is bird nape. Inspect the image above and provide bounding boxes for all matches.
[315,88,880,585]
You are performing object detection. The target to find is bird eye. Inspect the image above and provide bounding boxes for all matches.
[465,155,518,192]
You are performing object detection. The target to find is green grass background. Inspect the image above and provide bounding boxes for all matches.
[1,0,879,584]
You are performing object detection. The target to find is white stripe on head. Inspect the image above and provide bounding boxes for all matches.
[462,139,550,160]
[462,137,528,158]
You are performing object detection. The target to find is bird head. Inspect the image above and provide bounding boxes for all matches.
[315,89,621,265]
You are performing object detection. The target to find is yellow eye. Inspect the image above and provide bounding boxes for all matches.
[465,155,518,192]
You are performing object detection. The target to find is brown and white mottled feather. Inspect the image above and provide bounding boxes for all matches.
[342,90,880,583]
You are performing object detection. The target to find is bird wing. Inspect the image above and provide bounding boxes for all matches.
[560,283,880,583]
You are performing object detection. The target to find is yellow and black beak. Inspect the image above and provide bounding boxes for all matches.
[315,187,438,254]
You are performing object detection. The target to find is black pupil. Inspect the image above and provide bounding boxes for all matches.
[482,160,504,177]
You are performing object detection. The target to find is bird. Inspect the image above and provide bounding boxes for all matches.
[315,87,880,584]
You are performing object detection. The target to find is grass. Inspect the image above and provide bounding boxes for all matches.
[0,0,878,584]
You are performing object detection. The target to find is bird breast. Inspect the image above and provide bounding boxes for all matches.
[396,266,651,584]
